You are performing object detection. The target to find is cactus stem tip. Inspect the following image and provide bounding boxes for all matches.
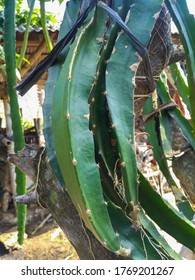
[115,246,131,257]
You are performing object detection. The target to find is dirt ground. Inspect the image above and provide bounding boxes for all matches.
[0,204,79,260]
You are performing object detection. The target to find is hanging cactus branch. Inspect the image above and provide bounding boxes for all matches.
[97,0,155,92]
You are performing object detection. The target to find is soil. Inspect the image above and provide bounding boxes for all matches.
[0,204,79,260]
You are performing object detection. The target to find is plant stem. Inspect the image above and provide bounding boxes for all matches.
[4,0,27,245]
[40,0,53,52]
[16,0,36,69]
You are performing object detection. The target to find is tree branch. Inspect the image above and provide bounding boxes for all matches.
[167,46,186,66]
[8,144,126,260]
[13,191,37,205]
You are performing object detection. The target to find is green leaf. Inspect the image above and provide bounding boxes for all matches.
[52,6,123,254]
[89,0,133,205]
[143,75,195,220]
[44,0,82,188]
[107,200,180,259]
[169,63,191,114]
[158,73,195,150]
[138,210,181,260]
[105,0,163,205]
[139,171,195,251]
[156,73,195,219]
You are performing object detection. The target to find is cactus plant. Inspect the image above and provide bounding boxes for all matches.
[50,0,195,259]
[4,0,27,245]
[16,0,195,259]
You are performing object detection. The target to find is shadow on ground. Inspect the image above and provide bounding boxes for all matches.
[0,204,78,260]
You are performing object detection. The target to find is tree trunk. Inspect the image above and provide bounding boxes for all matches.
[9,144,126,260]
